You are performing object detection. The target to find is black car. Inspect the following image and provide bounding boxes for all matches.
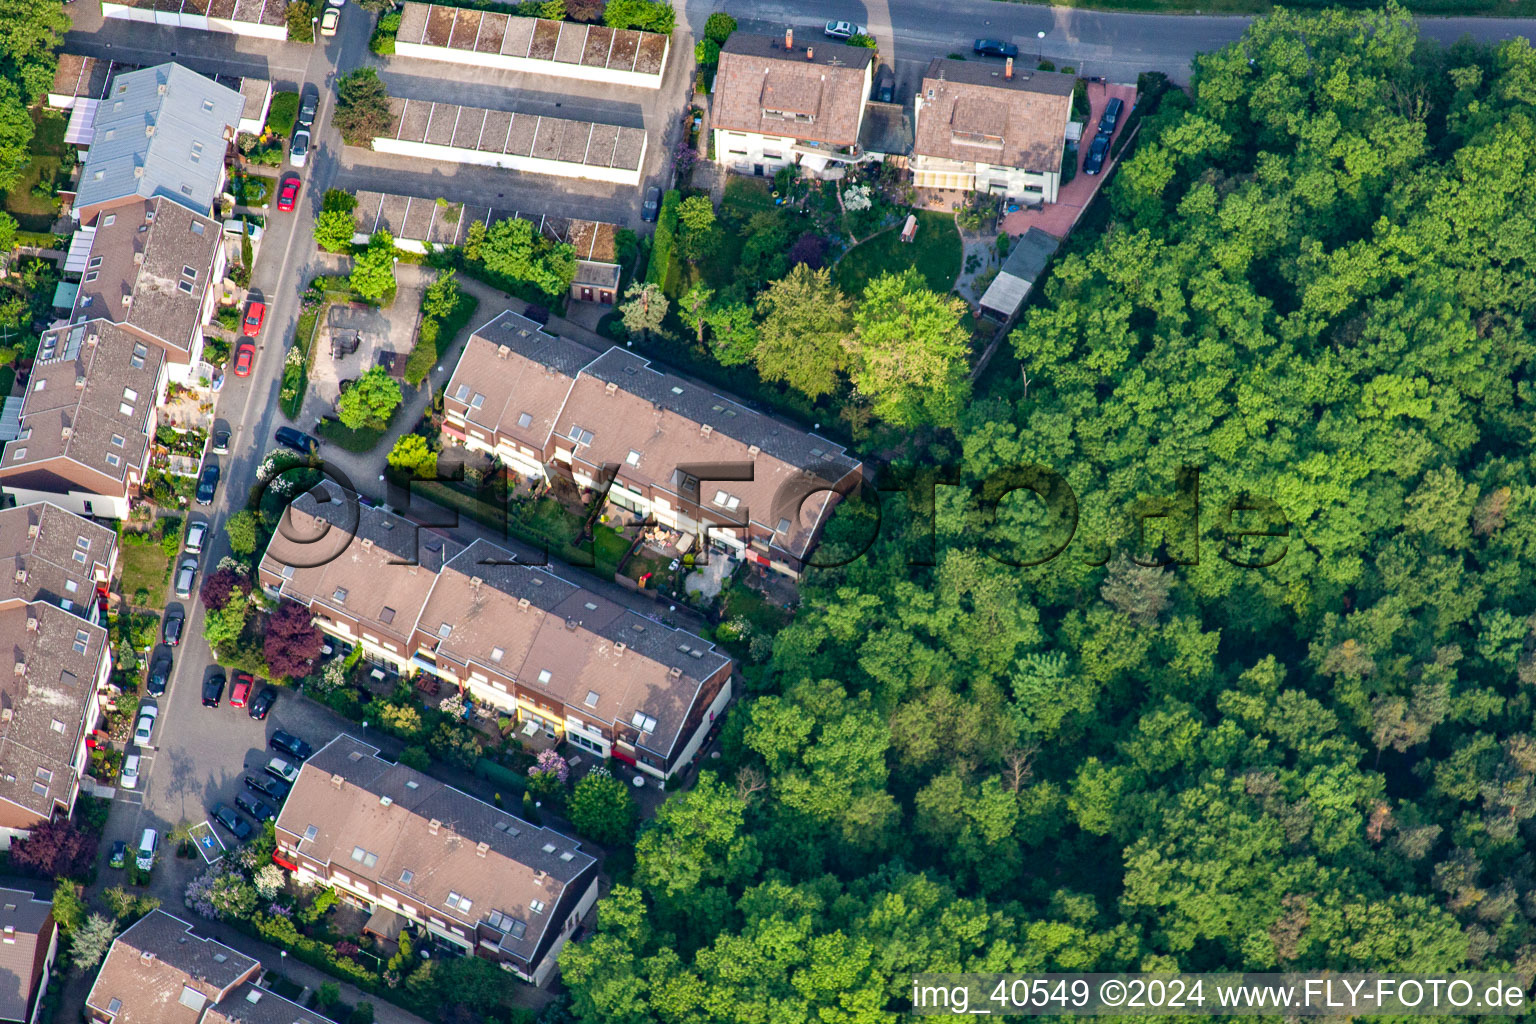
[298,83,319,130]
[244,773,291,802]
[248,686,277,720]
[162,610,184,647]
[1098,96,1125,136]
[211,803,253,841]
[211,426,231,454]
[196,463,219,505]
[270,730,314,761]
[974,38,1019,59]
[874,65,895,104]
[146,653,172,697]
[202,670,225,708]
[641,186,660,223]
[234,791,276,822]
[1083,132,1111,175]
[274,426,319,456]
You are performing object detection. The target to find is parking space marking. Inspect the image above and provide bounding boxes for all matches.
[190,821,227,864]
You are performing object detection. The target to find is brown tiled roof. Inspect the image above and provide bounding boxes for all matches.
[0,321,162,491]
[274,735,597,969]
[258,483,459,651]
[73,197,220,357]
[445,311,598,453]
[713,34,872,146]
[0,601,106,824]
[0,884,53,1024]
[86,911,261,1024]
[0,503,116,615]
[914,58,1074,170]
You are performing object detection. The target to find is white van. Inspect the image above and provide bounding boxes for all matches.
[136,828,158,870]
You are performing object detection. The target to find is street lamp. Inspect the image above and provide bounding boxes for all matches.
[1037,31,1046,64]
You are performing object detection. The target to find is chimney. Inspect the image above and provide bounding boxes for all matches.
[476,841,489,858]
[24,613,36,628]
[604,381,617,395]
[360,537,373,551]
[785,27,792,50]
[497,344,510,359]
[1005,57,1014,79]
[806,46,814,61]
[330,773,345,789]
[614,641,626,656]
[470,576,483,588]
[700,424,713,437]
[428,818,441,835]
[518,597,530,611]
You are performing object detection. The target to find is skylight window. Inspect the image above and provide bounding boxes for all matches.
[400,869,414,884]
[333,587,348,603]
[437,622,452,638]
[567,425,594,446]
[584,690,599,708]
[538,669,551,684]
[626,450,641,466]
[530,899,546,914]
[470,393,484,409]
[491,646,504,662]
[631,711,658,733]
[304,825,318,841]
[517,412,533,428]
[454,384,470,401]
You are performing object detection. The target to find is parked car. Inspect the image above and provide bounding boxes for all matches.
[874,65,895,103]
[245,773,291,802]
[120,753,141,789]
[242,301,265,337]
[133,705,158,746]
[320,6,339,34]
[211,803,253,841]
[641,186,660,223]
[203,670,225,708]
[163,609,184,646]
[290,128,310,168]
[233,340,255,377]
[196,463,219,505]
[271,730,315,761]
[277,176,301,212]
[274,426,320,455]
[1083,131,1110,175]
[235,791,276,822]
[173,556,198,599]
[211,427,231,455]
[230,673,254,708]
[248,686,277,720]
[298,84,319,129]
[109,840,127,869]
[146,652,171,697]
[222,219,264,242]
[1098,97,1125,136]
[973,39,1019,59]
[185,520,207,554]
[266,757,300,784]
[136,828,158,870]
[824,20,865,40]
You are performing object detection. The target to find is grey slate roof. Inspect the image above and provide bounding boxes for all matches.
[979,227,1059,317]
[74,63,242,217]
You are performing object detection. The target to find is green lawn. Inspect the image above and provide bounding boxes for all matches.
[835,211,962,296]
[315,416,391,452]
[268,92,300,136]
[119,543,171,607]
[0,111,68,230]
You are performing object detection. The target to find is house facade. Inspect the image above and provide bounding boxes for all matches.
[256,484,734,779]
[911,57,1075,204]
[0,600,111,848]
[272,735,599,986]
[0,322,165,520]
[711,31,874,178]
[443,311,864,577]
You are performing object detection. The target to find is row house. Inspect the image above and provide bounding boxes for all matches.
[444,310,864,578]
[0,503,118,624]
[273,735,598,986]
[0,600,112,848]
[257,484,733,779]
[86,909,334,1024]
[0,322,165,520]
[711,31,874,179]
[0,885,56,1024]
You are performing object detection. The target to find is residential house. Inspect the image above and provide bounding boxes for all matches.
[0,883,57,1024]
[911,57,1075,204]
[711,31,874,178]
[72,63,242,223]
[0,601,111,848]
[443,311,864,577]
[69,197,225,380]
[273,734,599,986]
[256,484,734,779]
[0,503,118,624]
[85,910,335,1024]
[0,322,165,520]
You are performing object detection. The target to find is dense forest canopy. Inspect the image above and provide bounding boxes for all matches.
[557,5,1536,1020]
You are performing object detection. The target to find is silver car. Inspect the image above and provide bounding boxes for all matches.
[174,555,198,599]
[290,129,311,168]
[133,706,159,747]
[824,20,866,40]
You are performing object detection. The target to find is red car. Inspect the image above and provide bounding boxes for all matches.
[229,673,255,709]
[233,340,255,377]
[242,301,265,337]
[276,176,300,212]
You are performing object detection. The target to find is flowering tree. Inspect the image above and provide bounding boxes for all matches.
[438,692,466,718]
[843,184,873,211]
[253,864,285,900]
[529,749,569,783]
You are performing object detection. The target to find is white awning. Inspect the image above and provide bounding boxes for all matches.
[800,154,830,172]
[65,98,98,147]
[63,227,96,274]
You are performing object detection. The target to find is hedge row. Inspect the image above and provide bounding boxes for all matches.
[644,189,681,290]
